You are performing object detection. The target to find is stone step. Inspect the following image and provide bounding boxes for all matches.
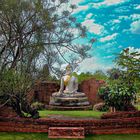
[48,105,92,110]
[48,127,85,139]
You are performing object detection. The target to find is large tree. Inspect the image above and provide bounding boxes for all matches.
[0,0,94,76]
[0,0,94,117]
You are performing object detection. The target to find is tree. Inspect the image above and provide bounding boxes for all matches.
[98,48,140,111]
[116,48,140,88]
[0,70,39,118]
[107,68,122,80]
[0,0,95,117]
[0,0,94,76]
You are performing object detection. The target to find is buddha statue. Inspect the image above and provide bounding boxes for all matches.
[49,64,91,110]
[59,64,78,94]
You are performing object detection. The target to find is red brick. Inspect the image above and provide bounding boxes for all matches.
[48,127,85,139]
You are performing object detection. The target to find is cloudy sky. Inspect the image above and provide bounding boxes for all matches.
[68,0,140,73]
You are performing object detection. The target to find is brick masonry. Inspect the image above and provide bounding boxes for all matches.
[79,79,105,105]
[48,127,85,138]
[28,79,104,106]
[0,106,17,118]
[27,81,60,104]
[0,111,140,135]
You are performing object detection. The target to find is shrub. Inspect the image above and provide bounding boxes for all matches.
[98,83,136,111]
[31,102,45,110]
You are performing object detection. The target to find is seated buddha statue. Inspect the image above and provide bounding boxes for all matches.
[49,64,91,110]
[59,64,78,94]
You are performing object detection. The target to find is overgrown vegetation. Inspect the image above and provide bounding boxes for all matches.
[98,48,140,111]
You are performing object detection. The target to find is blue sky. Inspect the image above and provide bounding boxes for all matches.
[68,0,140,73]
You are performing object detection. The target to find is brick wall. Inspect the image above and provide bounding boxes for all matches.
[28,79,104,106]
[0,111,140,135]
[0,106,17,117]
[79,79,105,105]
[27,81,60,104]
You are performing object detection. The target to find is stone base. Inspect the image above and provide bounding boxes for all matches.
[49,92,91,110]
[48,105,92,110]
[48,127,85,139]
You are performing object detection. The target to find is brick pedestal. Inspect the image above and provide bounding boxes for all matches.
[48,127,85,139]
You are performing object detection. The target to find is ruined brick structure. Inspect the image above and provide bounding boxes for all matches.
[27,81,60,104]
[27,79,104,106]
[0,106,17,117]
[79,79,105,105]
[0,111,140,135]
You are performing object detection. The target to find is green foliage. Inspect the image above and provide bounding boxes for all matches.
[76,71,107,83]
[98,48,140,111]
[31,102,45,110]
[0,70,31,106]
[98,83,136,111]
[115,48,140,91]
[0,70,39,118]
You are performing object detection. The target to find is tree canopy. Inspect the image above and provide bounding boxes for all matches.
[0,0,94,77]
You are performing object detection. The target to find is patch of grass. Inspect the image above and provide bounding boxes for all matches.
[0,133,140,140]
[39,110,105,118]
[135,104,140,110]
[86,134,140,140]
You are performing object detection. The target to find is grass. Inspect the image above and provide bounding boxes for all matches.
[39,110,105,118]
[135,104,140,110]
[0,132,140,140]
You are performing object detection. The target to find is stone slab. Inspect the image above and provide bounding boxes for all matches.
[48,127,85,138]
[48,105,92,110]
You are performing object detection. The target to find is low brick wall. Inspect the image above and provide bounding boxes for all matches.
[0,112,140,135]
[101,111,140,119]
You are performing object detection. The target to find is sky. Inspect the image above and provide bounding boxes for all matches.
[68,0,140,73]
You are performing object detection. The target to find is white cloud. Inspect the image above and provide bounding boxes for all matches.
[82,19,105,35]
[92,0,130,8]
[100,33,118,42]
[103,55,114,59]
[68,0,89,14]
[114,6,130,13]
[130,20,140,34]
[57,0,88,15]
[72,5,89,13]
[70,0,83,5]
[118,45,123,48]
[79,57,113,73]
[113,19,121,24]
[130,14,140,21]
[85,13,93,19]
[118,16,130,20]
[135,5,140,10]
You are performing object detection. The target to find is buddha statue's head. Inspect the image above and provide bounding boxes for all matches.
[65,64,72,75]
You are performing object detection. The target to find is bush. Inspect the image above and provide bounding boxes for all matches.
[93,102,109,112]
[98,83,136,111]
[31,102,45,110]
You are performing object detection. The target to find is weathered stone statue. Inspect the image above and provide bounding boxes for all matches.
[59,64,78,94]
[49,64,91,110]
